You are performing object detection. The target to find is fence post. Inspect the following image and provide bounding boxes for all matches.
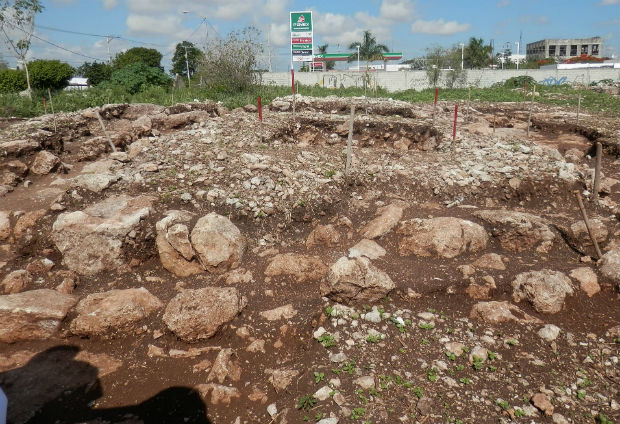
[576,94,581,125]
[527,84,536,138]
[452,104,459,141]
[593,142,602,201]
[47,88,57,133]
[432,87,438,125]
[345,104,355,175]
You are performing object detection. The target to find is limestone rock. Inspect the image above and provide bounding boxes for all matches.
[190,213,246,273]
[0,211,10,241]
[163,287,246,342]
[30,151,60,175]
[537,324,561,342]
[397,217,488,258]
[512,270,574,314]
[472,253,506,270]
[531,392,554,416]
[70,288,162,337]
[570,219,608,246]
[599,248,619,284]
[259,304,298,321]
[320,256,395,305]
[469,301,542,324]
[474,210,555,253]
[360,203,404,239]
[267,368,299,391]
[196,383,240,405]
[348,239,386,260]
[52,195,154,275]
[0,289,78,343]
[306,224,341,248]
[569,267,600,297]
[207,348,241,383]
[264,253,327,282]
[13,209,46,240]
[0,270,32,294]
[0,139,39,156]
[70,174,119,193]
[156,211,203,277]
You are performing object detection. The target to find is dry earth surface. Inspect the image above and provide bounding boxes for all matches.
[0,94,619,424]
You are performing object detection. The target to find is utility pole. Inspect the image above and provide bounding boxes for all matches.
[106,35,113,64]
[460,43,464,70]
[267,28,272,72]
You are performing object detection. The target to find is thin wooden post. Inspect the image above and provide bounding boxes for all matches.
[574,190,603,259]
[432,87,438,125]
[576,95,581,125]
[257,97,262,122]
[95,111,117,152]
[47,88,57,133]
[452,104,459,141]
[527,84,536,138]
[43,97,47,114]
[466,87,471,123]
[345,104,355,175]
[593,142,602,201]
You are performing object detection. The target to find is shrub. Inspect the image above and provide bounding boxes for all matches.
[28,60,74,90]
[501,75,536,88]
[0,68,27,93]
[101,63,172,94]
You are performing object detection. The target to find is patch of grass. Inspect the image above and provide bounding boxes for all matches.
[342,359,357,375]
[317,333,336,348]
[472,356,484,371]
[418,322,435,330]
[413,386,424,399]
[496,399,510,411]
[445,351,457,361]
[297,394,317,411]
[421,339,431,346]
[427,367,438,382]
[313,371,325,384]
[351,408,366,419]
[459,377,471,385]
[366,334,381,344]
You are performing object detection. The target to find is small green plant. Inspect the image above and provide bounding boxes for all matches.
[579,378,592,388]
[324,169,336,178]
[459,377,471,385]
[317,333,336,348]
[421,339,431,346]
[325,306,335,317]
[314,412,324,422]
[496,399,510,411]
[506,339,517,346]
[598,413,613,424]
[461,346,469,353]
[577,390,586,400]
[379,374,392,389]
[343,360,357,375]
[488,365,497,372]
[390,317,407,333]
[297,394,317,411]
[314,371,325,383]
[413,386,424,399]
[419,322,435,330]
[445,351,456,361]
[455,364,465,371]
[366,334,381,344]
[487,351,497,360]
[369,388,380,397]
[351,408,366,419]
[514,409,525,417]
[331,368,341,376]
[427,367,438,382]
[472,356,484,371]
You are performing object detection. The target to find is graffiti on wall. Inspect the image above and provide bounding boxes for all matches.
[538,76,567,86]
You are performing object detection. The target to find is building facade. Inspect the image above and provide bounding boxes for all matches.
[526,37,603,61]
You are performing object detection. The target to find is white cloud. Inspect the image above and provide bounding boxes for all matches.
[410,19,470,35]
[102,0,119,9]
[380,0,415,22]
[264,0,289,18]
[496,0,510,7]
[519,15,549,25]
[598,0,619,5]
[126,13,182,35]
[267,23,288,47]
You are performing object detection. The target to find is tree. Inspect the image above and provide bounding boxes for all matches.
[75,61,112,86]
[0,68,26,92]
[424,45,466,88]
[317,44,335,71]
[101,62,171,94]
[28,59,74,89]
[0,0,44,98]
[112,47,162,70]
[171,41,204,77]
[198,26,263,92]
[464,37,490,69]
[348,30,389,67]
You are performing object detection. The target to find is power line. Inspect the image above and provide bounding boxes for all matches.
[35,24,167,47]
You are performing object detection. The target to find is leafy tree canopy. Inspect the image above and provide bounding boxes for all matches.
[317,44,335,70]
[113,47,162,70]
[348,30,389,65]
[28,59,74,89]
[464,37,491,69]
[102,62,171,94]
[171,41,204,77]
[0,68,26,92]
[75,61,112,86]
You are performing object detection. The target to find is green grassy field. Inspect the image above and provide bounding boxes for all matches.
[0,81,617,119]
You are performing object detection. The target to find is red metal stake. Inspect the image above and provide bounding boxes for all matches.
[434,87,438,106]
[257,97,262,122]
[453,104,459,141]
[291,69,295,95]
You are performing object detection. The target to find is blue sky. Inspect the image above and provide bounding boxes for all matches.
[3,0,619,71]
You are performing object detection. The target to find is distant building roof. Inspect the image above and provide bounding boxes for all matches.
[68,77,88,86]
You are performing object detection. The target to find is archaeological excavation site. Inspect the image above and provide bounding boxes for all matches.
[0,94,618,424]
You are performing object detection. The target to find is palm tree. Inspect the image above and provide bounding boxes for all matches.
[317,44,335,70]
[348,30,389,69]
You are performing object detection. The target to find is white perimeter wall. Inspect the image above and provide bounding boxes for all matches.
[261,68,620,92]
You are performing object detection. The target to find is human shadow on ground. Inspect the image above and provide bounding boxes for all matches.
[0,345,211,424]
